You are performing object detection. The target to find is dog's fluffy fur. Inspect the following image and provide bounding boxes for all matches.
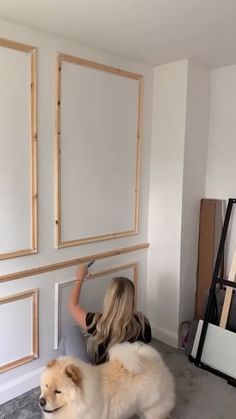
[40,342,175,419]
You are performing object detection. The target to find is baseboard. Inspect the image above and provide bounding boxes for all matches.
[152,325,179,348]
[0,366,43,405]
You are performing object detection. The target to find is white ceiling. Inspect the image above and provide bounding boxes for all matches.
[0,0,236,67]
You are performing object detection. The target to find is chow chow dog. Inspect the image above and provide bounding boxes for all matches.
[40,342,175,419]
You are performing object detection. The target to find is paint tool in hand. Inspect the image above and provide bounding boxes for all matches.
[87,260,95,268]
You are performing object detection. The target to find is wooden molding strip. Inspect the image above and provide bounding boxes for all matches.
[0,37,36,53]
[0,289,39,373]
[57,52,143,80]
[0,354,38,374]
[0,248,37,261]
[31,48,38,253]
[55,52,62,247]
[0,288,37,305]
[55,52,143,249]
[0,38,38,260]
[134,77,143,228]
[85,262,138,282]
[58,230,139,249]
[0,243,149,283]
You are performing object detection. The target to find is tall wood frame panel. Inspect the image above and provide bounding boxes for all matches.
[55,53,143,248]
[0,289,39,373]
[0,38,37,260]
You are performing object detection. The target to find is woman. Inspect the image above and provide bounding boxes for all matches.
[60,263,151,364]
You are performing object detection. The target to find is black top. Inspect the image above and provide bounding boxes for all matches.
[85,312,152,364]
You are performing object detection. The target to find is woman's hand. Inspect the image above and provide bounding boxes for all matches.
[69,263,88,330]
[76,263,88,282]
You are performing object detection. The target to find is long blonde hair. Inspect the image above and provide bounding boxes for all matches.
[87,277,146,363]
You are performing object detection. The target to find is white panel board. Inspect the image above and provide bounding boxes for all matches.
[60,59,140,242]
[0,297,32,366]
[54,266,135,349]
[0,45,31,254]
[192,320,236,379]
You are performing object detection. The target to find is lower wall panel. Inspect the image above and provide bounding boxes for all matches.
[54,263,138,350]
[0,289,39,373]
[0,248,147,404]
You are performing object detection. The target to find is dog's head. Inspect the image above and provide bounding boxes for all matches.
[39,358,82,415]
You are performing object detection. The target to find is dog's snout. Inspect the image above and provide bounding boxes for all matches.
[39,397,47,407]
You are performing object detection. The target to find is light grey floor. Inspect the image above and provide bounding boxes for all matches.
[1,340,236,418]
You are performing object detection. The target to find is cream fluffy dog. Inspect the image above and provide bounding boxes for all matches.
[40,342,175,419]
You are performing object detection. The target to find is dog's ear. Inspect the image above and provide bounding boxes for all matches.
[65,364,81,386]
[47,359,57,368]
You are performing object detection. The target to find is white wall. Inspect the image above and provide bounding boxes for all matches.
[148,59,211,346]
[206,64,236,271]
[0,19,153,404]
[148,60,188,347]
[148,58,236,348]
[180,61,211,325]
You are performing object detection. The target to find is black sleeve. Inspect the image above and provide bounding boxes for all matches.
[143,319,152,343]
[85,312,96,334]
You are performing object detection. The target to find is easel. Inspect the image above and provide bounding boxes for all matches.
[190,198,236,386]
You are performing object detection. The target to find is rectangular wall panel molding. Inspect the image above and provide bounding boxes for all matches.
[0,38,37,260]
[0,289,39,373]
[54,262,138,349]
[55,53,143,248]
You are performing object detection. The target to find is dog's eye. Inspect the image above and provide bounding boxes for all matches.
[55,390,61,394]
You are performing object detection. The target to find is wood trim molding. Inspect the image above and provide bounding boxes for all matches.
[54,262,138,349]
[219,249,236,328]
[0,38,38,261]
[0,243,149,283]
[55,52,143,248]
[56,53,143,80]
[0,38,36,52]
[0,289,39,373]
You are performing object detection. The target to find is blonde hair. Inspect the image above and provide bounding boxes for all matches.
[87,277,147,363]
